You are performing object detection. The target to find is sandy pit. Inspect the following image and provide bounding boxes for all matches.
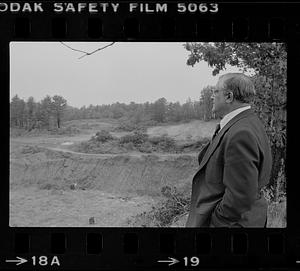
[9,128,199,227]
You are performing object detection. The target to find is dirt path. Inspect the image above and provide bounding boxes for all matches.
[45,146,197,159]
[10,133,94,147]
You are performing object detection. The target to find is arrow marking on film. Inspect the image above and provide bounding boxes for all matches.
[158,257,179,266]
[5,257,28,265]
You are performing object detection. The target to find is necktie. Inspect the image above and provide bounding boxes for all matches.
[212,123,221,140]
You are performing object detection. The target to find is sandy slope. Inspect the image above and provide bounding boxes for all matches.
[10,120,212,227]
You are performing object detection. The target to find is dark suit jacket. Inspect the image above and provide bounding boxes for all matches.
[186,109,272,227]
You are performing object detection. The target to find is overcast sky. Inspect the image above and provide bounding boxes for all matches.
[10,42,241,108]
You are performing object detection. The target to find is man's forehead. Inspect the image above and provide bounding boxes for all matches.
[215,77,226,88]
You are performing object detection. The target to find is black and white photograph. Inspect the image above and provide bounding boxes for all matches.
[9,42,286,228]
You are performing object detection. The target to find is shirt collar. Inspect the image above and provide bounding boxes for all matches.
[220,105,251,130]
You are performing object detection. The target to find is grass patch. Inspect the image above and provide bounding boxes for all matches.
[115,119,158,132]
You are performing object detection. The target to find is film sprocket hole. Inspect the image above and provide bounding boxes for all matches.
[1,1,298,270]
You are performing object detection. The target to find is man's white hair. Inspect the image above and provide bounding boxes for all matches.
[220,73,256,103]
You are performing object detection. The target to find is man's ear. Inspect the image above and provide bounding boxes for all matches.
[225,91,234,103]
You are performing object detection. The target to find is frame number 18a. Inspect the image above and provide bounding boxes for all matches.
[32,256,60,266]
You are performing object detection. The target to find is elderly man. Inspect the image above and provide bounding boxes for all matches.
[186,73,272,227]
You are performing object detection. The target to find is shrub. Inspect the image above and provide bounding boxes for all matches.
[131,185,190,227]
[117,121,138,132]
[92,130,113,143]
[261,184,286,204]
[153,186,190,226]
[149,135,176,151]
[123,142,136,151]
[138,142,153,153]
[119,131,149,146]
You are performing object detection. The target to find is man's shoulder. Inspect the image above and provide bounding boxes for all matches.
[233,110,262,126]
[224,112,262,135]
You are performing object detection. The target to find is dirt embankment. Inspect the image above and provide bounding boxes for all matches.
[10,146,197,197]
[10,143,199,227]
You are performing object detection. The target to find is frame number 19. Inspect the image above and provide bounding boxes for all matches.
[183,256,200,266]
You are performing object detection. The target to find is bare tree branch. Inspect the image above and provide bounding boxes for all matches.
[60,42,116,59]
[60,42,88,54]
[79,42,116,59]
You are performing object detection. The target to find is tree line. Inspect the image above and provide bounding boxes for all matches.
[10,86,215,130]
[10,95,67,130]
[65,87,214,123]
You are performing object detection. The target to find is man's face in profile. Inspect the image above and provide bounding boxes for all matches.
[212,77,228,117]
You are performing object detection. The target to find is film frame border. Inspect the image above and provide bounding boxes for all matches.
[1,0,299,270]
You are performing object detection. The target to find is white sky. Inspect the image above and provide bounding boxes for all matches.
[10,42,241,108]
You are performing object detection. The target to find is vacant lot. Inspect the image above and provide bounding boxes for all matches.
[10,119,212,227]
[10,118,286,227]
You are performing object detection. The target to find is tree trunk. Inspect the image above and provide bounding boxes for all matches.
[57,116,60,128]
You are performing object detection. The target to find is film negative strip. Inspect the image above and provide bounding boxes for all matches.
[0,0,299,270]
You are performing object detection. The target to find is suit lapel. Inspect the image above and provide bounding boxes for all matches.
[198,109,254,171]
[198,141,210,165]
